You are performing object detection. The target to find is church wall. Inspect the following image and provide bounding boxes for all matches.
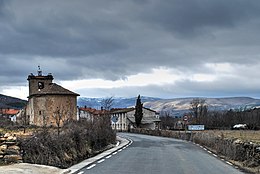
[27,95,77,127]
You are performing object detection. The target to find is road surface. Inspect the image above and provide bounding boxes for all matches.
[76,133,245,174]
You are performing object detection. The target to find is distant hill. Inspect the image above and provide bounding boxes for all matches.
[78,96,260,117]
[77,96,162,109]
[0,94,27,109]
[144,97,260,117]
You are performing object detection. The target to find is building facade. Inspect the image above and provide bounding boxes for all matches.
[0,108,20,122]
[77,107,108,122]
[110,107,160,131]
[26,68,79,127]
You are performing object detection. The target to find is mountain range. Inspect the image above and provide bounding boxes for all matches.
[77,96,161,109]
[2,94,260,117]
[78,96,260,117]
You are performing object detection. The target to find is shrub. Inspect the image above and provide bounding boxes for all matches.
[20,119,116,168]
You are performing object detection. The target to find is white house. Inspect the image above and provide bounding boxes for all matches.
[110,107,161,131]
[0,108,20,122]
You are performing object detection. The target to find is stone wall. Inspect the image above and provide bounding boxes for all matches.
[192,131,260,168]
[27,95,78,127]
[0,133,22,164]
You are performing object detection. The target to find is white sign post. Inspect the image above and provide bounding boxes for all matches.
[188,125,205,141]
[188,125,205,131]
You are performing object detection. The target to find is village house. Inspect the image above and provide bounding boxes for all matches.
[77,106,108,122]
[110,107,161,131]
[26,67,80,127]
[0,108,20,122]
[77,106,160,131]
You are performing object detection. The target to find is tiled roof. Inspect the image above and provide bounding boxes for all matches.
[31,83,79,97]
[110,108,135,114]
[0,109,20,115]
[110,107,157,114]
[127,115,161,124]
[79,107,109,115]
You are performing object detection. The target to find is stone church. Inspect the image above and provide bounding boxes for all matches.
[26,67,79,127]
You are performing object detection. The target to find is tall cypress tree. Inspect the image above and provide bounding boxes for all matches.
[134,95,143,128]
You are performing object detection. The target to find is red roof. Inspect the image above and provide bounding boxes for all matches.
[0,109,20,115]
[79,107,109,115]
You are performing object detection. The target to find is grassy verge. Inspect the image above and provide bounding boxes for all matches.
[212,130,260,143]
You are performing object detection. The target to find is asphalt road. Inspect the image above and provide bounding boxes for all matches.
[76,133,245,174]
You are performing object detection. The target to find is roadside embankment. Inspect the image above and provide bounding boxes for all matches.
[192,131,260,173]
[131,129,260,173]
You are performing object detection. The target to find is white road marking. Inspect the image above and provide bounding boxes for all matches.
[97,159,105,163]
[106,155,112,159]
[207,150,212,154]
[78,137,134,172]
[213,154,218,157]
[86,164,96,170]
[226,161,233,166]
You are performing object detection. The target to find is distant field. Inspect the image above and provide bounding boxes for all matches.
[206,130,260,143]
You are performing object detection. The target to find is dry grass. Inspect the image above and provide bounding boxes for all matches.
[0,128,38,140]
[206,130,260,143]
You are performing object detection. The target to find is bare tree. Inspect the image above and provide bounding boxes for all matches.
[160,111,176,130]
[190,98,208,124]
[101,96,114,110]
[53,106,70,136]
[19,108,29,133]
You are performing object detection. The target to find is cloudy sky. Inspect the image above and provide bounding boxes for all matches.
[1,0,260,100]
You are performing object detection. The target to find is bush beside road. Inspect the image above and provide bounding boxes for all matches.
[0,136,129,174]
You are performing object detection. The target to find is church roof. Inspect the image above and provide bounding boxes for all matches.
[30,83,79,97]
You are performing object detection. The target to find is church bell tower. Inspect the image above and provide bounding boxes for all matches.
[27,66,54,98]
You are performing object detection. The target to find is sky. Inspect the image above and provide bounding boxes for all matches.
[1,0,260,100]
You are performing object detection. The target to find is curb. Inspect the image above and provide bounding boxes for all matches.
[65,136,131,174]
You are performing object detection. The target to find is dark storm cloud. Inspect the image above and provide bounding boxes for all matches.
[139,0,260,36]
[1,0,260,98]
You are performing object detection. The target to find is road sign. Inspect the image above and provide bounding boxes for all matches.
[188,125,205,131]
